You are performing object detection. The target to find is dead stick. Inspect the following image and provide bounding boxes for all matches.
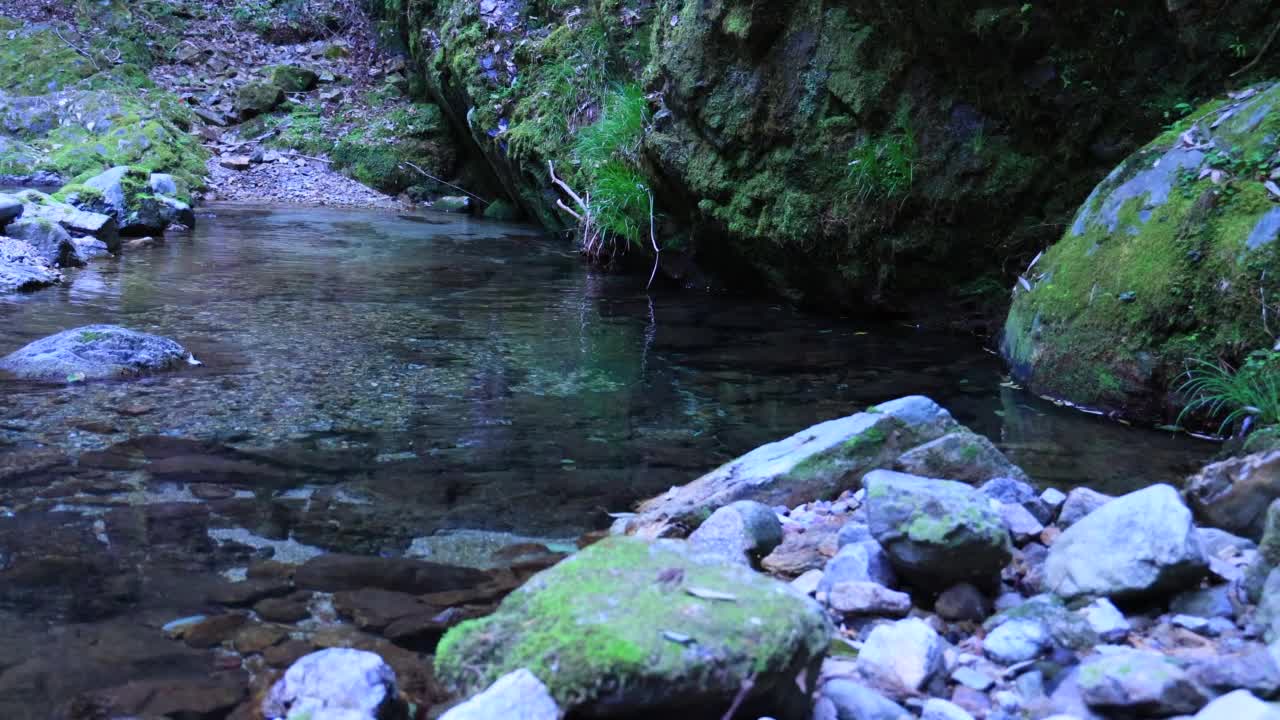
[719,673,756,720]
[401,161,489,205]
[53,26,100,72]
[1232,19,1280,78]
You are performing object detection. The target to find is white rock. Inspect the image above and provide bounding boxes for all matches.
[825,581,911,617]
[1078,598,1130,642]
[923,698,976,720]
[984,618,1051,664]
[262,648,404,720]
[1040,487,1068,511]
[855,618,944,690]
[1001,502,1045,544]
[791,569,824,595]
[440,669,561,720]
[1192,689,1280,720]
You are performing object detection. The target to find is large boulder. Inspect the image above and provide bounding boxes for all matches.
[0,236,61,293]
[1077,648,1208,716]
[439,670,560,720]
[0,325,188,382]
[1185,449,1280,540]
[262,648,408,720]
[1002,81,1280,424]
[864,470,1012,590]
[0,192,20,228]
[235,81,285,120]
[1044,484,1207,601]
[4,216,80,267]
[434,536,830,716]
[623,396,965,537]
[16,189,118,249]
[270,64,319,92]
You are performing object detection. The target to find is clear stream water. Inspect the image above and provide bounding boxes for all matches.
[0,204,1214,716]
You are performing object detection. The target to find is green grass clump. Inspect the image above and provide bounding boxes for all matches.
[572,84,652,252]
[1179,351,1280,435]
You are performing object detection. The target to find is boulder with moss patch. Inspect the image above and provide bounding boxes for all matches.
[3,217,79,267]
[0,236,62,294]
[434,536,830,717]
[621,396,965,537]
[0,324,188,382]
[270,65,319,93]
[864,470,1012,591]
[235,81,285,120]
[1003,82,1280,424]
[69,165,194,234]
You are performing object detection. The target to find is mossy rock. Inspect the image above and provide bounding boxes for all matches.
[235,81,285,120]
[270,65,319,93]
[1002,81,1280,425]
[482,199,520,221]
[435,536,831,715]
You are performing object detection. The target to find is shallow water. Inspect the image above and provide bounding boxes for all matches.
[0,204,1214,715]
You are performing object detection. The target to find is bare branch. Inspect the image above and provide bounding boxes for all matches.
[400,161,489,205]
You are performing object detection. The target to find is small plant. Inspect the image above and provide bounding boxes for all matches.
[1178,351,1280,435]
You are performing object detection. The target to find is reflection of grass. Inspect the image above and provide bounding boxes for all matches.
[1178,355,1280,434]
[513,367,625,397]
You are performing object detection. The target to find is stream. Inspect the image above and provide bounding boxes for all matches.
[0,203,1214,717]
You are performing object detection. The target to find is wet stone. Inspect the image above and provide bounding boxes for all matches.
[255,592,313,623]
[208,577,293,606]
[182,613,249,648]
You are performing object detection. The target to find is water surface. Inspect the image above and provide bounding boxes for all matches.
[0,204,1214,716]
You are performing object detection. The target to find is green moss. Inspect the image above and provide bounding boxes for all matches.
[77,330,109,343]
[269,64,319,92]
[435,536,829,705]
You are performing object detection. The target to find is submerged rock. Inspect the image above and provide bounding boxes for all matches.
[1044,484,1207,600]
[0,236,61,293]
[262,648,408,720]
[434,536,830,716]
[1185,449,1280,540]
[864,470,1012,590]
[0,325,188,381]
[623,396,963,537]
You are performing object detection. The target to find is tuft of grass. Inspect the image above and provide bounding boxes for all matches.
[1178,352,1280,435]
[590,161,649,243]
[572,84,651,253]
[576,83,648,169]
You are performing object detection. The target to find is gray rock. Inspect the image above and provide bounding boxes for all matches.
[1077,648,1207,716]
[18,190,118,249]
[825,581,912,618]
[83,165,131,221]
[262,648,407,720]
[1040,487,1068,514]
[1057,487,1113,528]
[985,594,1098,653]
[4,217,79,267]
[1078,598,1129,642]
[439,669,560,720]
[837,522,874,548]
[1047,667,1107,720]
[1188,648,1280,701]
[865,470,1012,590]
[1171,614,1210,633]
[821,679,910,720]
[0,193,21,228]
[70,236,110,263]
[149,173,179,196]
[1185,450,1280,540]
[0,236,61,293]
[1247,499,1280,602]
[922,698,976,720]
[984,618,1051,664]
[819,541,897,593]
[982,477,1053,524]
[1171,585,1236,620]
[1001,503,1045,545]
[855,617,944,690]
[1200,527,1259,556]
[935,583,990,622]
[687,500,783,565]
[791,569,823,595]
[1044,485,1207,601]
[626,396,962,537]
[1192,690,1279,720]
[78,166,194,233]
[0,325,188,381]
[1015,669,1047,704]
[1258,568,1280,642]
[894,430,1029,484]
[951,666,995,691]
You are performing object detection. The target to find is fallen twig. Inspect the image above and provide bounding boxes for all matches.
[719,673,757,720]
[646,187,660,290]
[52,25,100,72]
[401,161,489,205]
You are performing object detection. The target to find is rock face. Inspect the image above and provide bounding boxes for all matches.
[624,396,965,537]
[864,470,1012,590]
[434,536,830,716]
[439,669,560,720]
[0,236,61,293]
[262,648,408,720]
[1003,81,1280,423]
[1185,450,1280,540]
[1044,485,1207,601]
[0,325,188,381]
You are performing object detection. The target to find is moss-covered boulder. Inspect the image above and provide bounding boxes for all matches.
[435,536,830,716]
[623,396,964,537]
[66,165,194,234]
[1002,82,1280,424]
[235,81,285,120]
[864,470,1013,591]
[270,65,319,93]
